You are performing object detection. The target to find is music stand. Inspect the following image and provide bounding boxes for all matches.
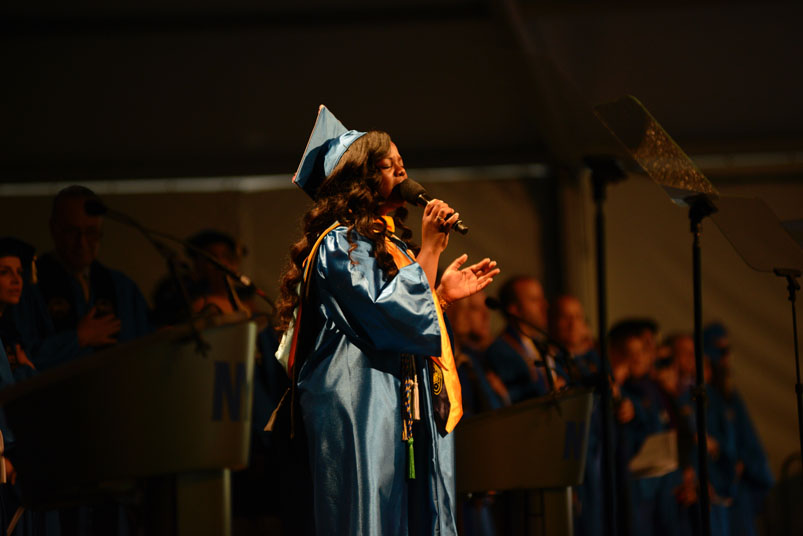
[594,94,720,536]
[455,388,594,536]
[709,196,803,467]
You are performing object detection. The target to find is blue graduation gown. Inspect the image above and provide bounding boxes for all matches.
[0,339,17,445]
[621,377,682,536]
[677,385,735,536]
[0,337,61,536]
[13,263,151,370]
[456,346,504,418]
[725,391,773,536]
[297,226,457,536]
[485,326,548,403]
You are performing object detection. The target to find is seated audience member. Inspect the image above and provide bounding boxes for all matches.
[485,275,562,403]
[33,185,151,369]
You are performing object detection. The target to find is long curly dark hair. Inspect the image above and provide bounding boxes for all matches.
[275,130,414,332]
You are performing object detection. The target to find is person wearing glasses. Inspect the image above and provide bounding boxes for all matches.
[33,185,151,369]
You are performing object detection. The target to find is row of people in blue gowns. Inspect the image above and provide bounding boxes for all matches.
[449,298,774,536]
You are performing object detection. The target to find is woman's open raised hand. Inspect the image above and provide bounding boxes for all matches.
[437,255,500,305]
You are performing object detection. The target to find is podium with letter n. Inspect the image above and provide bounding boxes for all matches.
[455,388,594,536]
[0,313,257,536]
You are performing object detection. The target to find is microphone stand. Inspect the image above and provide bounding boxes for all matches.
[151,226,273,311]
[585,156,626,536]
[774,268,803,468]
[96,204,274,310]
[532,335,557,394]
[96,207,211,356]
[485,297,579,394]
[501,310,567,395]
[687,194,717,536]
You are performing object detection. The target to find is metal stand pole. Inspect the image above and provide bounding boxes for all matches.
[586,156,625,536]
[775,269,803,468]
[688,195,716,536]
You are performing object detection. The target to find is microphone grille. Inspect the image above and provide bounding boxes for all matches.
[396,179,426,203]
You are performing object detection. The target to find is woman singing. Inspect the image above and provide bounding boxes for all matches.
[274,106,499,535]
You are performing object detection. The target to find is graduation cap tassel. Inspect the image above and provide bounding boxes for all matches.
[407,437,416,480]
[402,354,416,480]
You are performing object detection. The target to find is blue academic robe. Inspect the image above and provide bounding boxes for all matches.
[13,262,151,370]
[455,346,501,536]
[574,395,603,536]
[621,377,682,536]
[0,340,17,445]
[722,391,773,536]
[296,226,457,536]
[485,326,548,403]
[10,258,149,535]
[677,385,735,536]
[0,337,61,536]
[457,346,504,418]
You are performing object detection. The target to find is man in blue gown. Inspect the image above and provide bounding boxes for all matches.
[19,187,151,534]
[550,295,603,536]
[25,186,151,370]
[485,276,557,403]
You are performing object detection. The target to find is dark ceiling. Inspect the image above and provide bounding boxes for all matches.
[2,1,802,182]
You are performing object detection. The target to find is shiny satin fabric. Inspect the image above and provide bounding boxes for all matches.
[297,226,458,535]
[379,217,462,434]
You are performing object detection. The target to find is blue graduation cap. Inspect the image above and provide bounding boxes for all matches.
[293,105,366,199]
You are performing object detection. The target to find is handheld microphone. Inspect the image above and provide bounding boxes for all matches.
[396,179,469,235]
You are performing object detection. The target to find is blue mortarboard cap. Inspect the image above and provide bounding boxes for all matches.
[703,322,729,364]
[293,105,366,198]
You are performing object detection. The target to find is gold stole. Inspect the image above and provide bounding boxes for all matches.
[381,216,463,433]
